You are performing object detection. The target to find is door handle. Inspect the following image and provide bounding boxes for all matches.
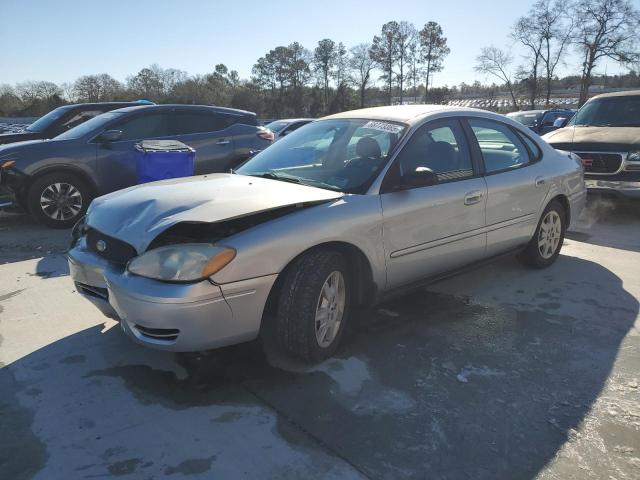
[216,139,230,146]
[535,176,546,187]
[464,190,484,205]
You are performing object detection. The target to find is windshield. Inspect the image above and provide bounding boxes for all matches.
[237,118,407,194]
[26,106,71,132]
[570,96,640,127]
[508,112,543,127]
[265,120,289,133]
[55,112,122,140]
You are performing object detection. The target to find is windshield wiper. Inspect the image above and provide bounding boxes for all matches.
[249,172,302,184]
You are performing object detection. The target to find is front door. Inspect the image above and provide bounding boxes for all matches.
[380,118,487,289]
[96,111,174,193]
[466,118,550,256]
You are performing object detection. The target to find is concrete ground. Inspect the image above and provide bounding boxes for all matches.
[0,197,639,479]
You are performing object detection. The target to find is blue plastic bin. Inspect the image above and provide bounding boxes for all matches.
[134,139,195,184]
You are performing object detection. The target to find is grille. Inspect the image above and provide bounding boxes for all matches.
[575,152,623,174]
[134,325,179,342]
[87,228,137,265]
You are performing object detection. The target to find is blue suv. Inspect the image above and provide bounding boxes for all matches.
[0,104,273,227]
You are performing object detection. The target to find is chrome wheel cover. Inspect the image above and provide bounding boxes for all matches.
[538,211,562,259]
[40,182,83,221]
[315,270,346,348]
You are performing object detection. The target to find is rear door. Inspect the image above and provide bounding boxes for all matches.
[95,111,174,192]
[466,118,549,256]
[380,118,487,289]
[171,110,234,173]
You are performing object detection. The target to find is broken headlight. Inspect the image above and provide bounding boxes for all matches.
[127,244,236,282]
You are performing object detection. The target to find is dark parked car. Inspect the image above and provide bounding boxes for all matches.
[507,109,575,135]
[0,104,273,227]
[264,118,313,140]
[0,101,154,146]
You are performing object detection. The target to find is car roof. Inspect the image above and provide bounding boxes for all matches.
[324,105,486,124]
[65,101,152,110]
[507,110,545,115]
[590,90,640,100]
[272,118,314,123]
[109,104,256,116]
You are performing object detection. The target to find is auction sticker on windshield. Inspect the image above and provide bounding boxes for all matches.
[362,121,404,134]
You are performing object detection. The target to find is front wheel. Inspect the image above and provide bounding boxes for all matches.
[27,172,93,229]
[275,250,351,363]
[517,200,566,268]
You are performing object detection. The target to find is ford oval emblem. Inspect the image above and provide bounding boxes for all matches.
[96,240,107,252]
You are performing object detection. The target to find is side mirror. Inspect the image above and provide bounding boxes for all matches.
[98,129,122,142]
[553,117,568,128]
[402,167,438,188]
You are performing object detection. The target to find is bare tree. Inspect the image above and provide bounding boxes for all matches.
[538,0,575,106]
[74,74,123,102]
[512,15,544,109]
[418,21,450,101]
[407,41,422,102]
[574,0,640,105]
[331,42,349,111]
[371,21,400,105]
[395,21,417,104]
[349,43,376,108]
[127,67,164,100]
[475,46,518,108]
[313,39,337,112]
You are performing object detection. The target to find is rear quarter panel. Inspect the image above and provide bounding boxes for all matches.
[537,145,586,227]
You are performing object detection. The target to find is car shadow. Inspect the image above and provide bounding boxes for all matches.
[1,255,636,479]
[0,212,71,266]
[568,195,640,253]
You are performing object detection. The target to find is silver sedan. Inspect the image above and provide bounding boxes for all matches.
[68,105,586,363]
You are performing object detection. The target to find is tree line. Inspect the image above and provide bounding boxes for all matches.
[476,0,639,109]
[1,0,638,119]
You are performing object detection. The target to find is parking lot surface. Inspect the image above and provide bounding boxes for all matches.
[1,197,639,479]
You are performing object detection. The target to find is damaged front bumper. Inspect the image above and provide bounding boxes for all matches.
[68,240,277,352]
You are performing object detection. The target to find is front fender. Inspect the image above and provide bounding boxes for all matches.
[210,194,386,291]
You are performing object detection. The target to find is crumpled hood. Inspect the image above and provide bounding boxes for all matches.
[87,173,344,253]
[543,126,640,150]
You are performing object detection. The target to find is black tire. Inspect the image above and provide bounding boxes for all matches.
[276,249,351,364]
[27,172,93,229]
[517,199,566,269]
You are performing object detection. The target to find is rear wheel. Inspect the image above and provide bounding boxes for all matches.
[517,199,566,268]
[275,249,351,363]
[27,172,92,228]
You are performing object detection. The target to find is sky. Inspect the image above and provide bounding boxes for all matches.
[0,0,635,89]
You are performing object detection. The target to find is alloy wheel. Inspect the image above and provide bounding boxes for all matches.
[315,270,346,348]
[538,211,562,259]
[39,182,83,221]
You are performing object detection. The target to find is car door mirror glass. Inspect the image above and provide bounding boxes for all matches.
[98,129,123,142]
[553,117,567,128]
[403,167,438,188]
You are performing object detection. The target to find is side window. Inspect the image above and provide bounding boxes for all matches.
[285,121,308,134]
[468,119,531,174]
[49,110,103,136]
[519,132,542,161]
[114,113,172,141]
[172,112,226,135]
[394,120,474,183]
